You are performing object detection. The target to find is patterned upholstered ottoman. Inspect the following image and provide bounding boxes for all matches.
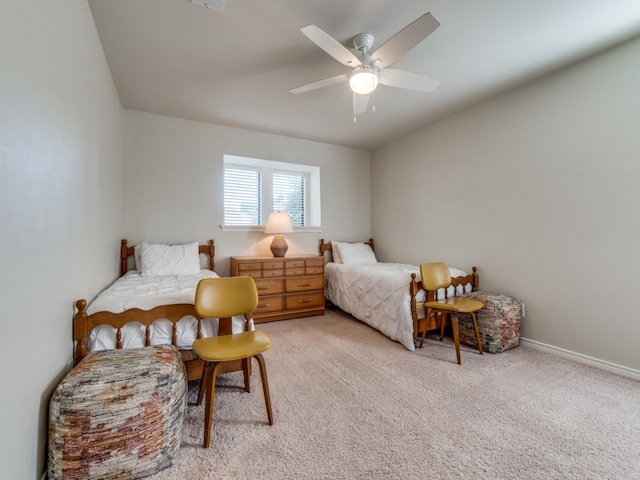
[457,292,523,353]
[48,345,187,480]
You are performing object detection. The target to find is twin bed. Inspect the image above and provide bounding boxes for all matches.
[73,238,479,376]
[319,239,479,351]
[73,239,247,381]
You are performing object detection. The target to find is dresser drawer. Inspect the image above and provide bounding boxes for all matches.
[254,278,284,295]
[241,270,263,279]
[237,262,264,272]
[262,269,284,278]
[285,291,325,310]
[255,295,284,314]
[285,275,324,293]
[285,260,306,269]
[285,267,307,276]
[262,261,283,270]
[305,266,324,275]
[306,259,324,268]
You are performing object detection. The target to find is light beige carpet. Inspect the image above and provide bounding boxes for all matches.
[148,307,640,480]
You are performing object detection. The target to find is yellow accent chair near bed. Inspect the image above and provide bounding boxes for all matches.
[418,263,484,364]
[192,276,274,448]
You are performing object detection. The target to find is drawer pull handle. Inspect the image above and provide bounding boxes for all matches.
[257,286,270,291]
[298,300,311,304]
[298,283,311,287]
[259,303,270,308]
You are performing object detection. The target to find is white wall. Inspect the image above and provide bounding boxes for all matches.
[123,110,371,275]
[0,1,124,478]
[372,36,640,371]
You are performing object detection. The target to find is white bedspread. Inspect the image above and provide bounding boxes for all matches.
[85,270,248,353]
[325,263,472,351]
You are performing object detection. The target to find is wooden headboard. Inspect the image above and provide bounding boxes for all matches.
[319,238,375,258]
[119,239,215,276]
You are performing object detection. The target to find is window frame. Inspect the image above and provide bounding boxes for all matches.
[221,155,322,232]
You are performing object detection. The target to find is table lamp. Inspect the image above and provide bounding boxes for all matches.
[265,212,294,257]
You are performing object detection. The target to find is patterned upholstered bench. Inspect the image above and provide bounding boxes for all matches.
[457,292,523,353]
[48,345,187,480]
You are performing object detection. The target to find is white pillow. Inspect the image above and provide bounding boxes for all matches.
[337,242,377,265]
[331,241,344,263]
[140,242,200,277]
[134,244,142,271]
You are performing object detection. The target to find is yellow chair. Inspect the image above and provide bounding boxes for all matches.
[418,263,484,364]
[192,277,274,448]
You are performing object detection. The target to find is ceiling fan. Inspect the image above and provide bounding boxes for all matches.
[289,12,441,120]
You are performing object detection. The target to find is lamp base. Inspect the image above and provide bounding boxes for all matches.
[270,234,288,257]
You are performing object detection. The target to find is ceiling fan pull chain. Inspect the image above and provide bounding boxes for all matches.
[372,90,376,113]
[353,93,357,123]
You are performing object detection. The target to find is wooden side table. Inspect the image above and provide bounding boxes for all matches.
[230,255,325,323]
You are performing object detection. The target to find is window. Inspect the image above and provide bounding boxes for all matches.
[273,171,305,226]
[224,166,261,225]
[223,155,321,229]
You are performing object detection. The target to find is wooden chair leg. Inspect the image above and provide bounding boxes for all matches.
[419,328,427,348]
[196,361,209,406]
[254,353,274,425]
[419,311,431,348]
[450,313,461,365]
[243,357,251,393]
[439,311,448,341]
[203,362,224,448]
[471,312,483,355]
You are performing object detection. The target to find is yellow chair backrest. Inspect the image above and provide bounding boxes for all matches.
[420,263,452,291]
[195,277,259,319]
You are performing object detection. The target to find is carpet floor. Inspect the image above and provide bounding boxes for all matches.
[147,307,640,480]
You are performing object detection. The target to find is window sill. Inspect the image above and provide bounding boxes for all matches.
[219,225,324,233]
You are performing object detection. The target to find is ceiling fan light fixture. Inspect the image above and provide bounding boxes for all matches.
[349,66,379,95]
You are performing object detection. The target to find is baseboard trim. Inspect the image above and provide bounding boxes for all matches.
[521,337,640,381]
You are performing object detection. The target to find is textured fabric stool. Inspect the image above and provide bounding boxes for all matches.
[457,292,523,353]
[48,345,187,480]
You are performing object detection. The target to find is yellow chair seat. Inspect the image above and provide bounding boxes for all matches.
[193,330,272,363]
[424,297,484,313]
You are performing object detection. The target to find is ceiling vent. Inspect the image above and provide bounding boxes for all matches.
[191,0,226,13]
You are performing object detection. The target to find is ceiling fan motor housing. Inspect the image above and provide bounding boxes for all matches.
[353,33,374,53]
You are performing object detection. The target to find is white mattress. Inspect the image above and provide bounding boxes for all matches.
[324,263,472,351]
[85,270,249,353]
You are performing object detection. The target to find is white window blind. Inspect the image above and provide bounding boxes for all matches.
[273,171,305,227]
[224,166,261,225]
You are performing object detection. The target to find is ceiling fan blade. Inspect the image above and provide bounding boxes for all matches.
[378,69,440,92]
[301,25,362,68]
[369,12,440,69]
[353,92,371,117]
[289,73,349,94]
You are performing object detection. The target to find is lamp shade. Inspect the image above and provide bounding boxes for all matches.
[265,212,294,234]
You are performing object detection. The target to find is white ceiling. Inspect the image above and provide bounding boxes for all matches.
[88,0,640,151]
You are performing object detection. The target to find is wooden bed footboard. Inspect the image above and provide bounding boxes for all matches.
[73,238,237,382]
[409,267,479,342]
[73,301,242,381]
[74,301,201,363]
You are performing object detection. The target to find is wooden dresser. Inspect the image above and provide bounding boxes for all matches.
[230,255,325,323]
